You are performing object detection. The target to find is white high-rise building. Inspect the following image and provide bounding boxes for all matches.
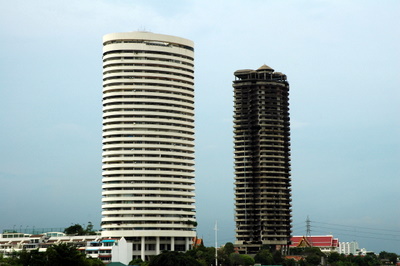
[338,241,359,255]
[101,32,196,260]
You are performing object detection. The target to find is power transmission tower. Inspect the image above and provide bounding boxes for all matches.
[306,216,313,246]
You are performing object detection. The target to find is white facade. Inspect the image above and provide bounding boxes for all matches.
[111,238,133,265]
[338,241,359,255]
[0,233,132,264]
[101,31,196,260]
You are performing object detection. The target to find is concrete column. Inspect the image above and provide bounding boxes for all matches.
[171,237,175,251]
[156,236,160,255]
[185,237,190,251]
[141,236,145,261]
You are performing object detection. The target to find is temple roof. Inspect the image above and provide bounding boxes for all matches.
[290,235,339,247]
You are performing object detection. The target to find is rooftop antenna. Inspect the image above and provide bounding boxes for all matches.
[138,26,149,32]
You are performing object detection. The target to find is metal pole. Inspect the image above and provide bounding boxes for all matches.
[215,221,218,266]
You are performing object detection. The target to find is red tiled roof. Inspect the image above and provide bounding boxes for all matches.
[285,255,304,261]
[290,236,339,247]
[192,237,203,247]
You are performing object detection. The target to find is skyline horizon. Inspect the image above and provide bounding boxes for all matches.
[1,0,398,255]
[1,218,396,254]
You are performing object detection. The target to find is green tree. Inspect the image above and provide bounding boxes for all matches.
[223,242,235,256]
[216,248,230,266]
[149,250,201,266]
[84,222,97,235]
[17,249,47,266]
[328,252,342,264]
[64,224,85,235]
[298,258,307,266]
[283,258,297,266]
[254,249,274,265]
[379,251,398,265]
[290,246,326,266]
[241,254,255,266]
[46,242,88,266]
[2,250,20,265]
[273,250,283,264]
[379,251,389,260]
[363,253,380,266]
[336,261,357,266]
[129,258,145,265]
[352,255,364,266]
[86,257,105,266]
[64,222,97,236]
[1,245,103,266]
[229,253,244,266]
[228,253,254,266]
[186,246,216,265]
[306,254,321,266]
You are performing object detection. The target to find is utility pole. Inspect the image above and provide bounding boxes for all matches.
[215,221,218,266]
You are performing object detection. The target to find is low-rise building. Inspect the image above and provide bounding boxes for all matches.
[0,232,132,264]
[290,235,339,254]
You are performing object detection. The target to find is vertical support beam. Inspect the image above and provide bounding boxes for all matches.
[171,237,175,251]
[156,236,160,255]
[141,236,145,261]
[185,237,190,251]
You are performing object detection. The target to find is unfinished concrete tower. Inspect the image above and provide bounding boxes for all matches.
[233,65,292,254]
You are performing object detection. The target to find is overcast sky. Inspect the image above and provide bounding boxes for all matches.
[0,0,399,254]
